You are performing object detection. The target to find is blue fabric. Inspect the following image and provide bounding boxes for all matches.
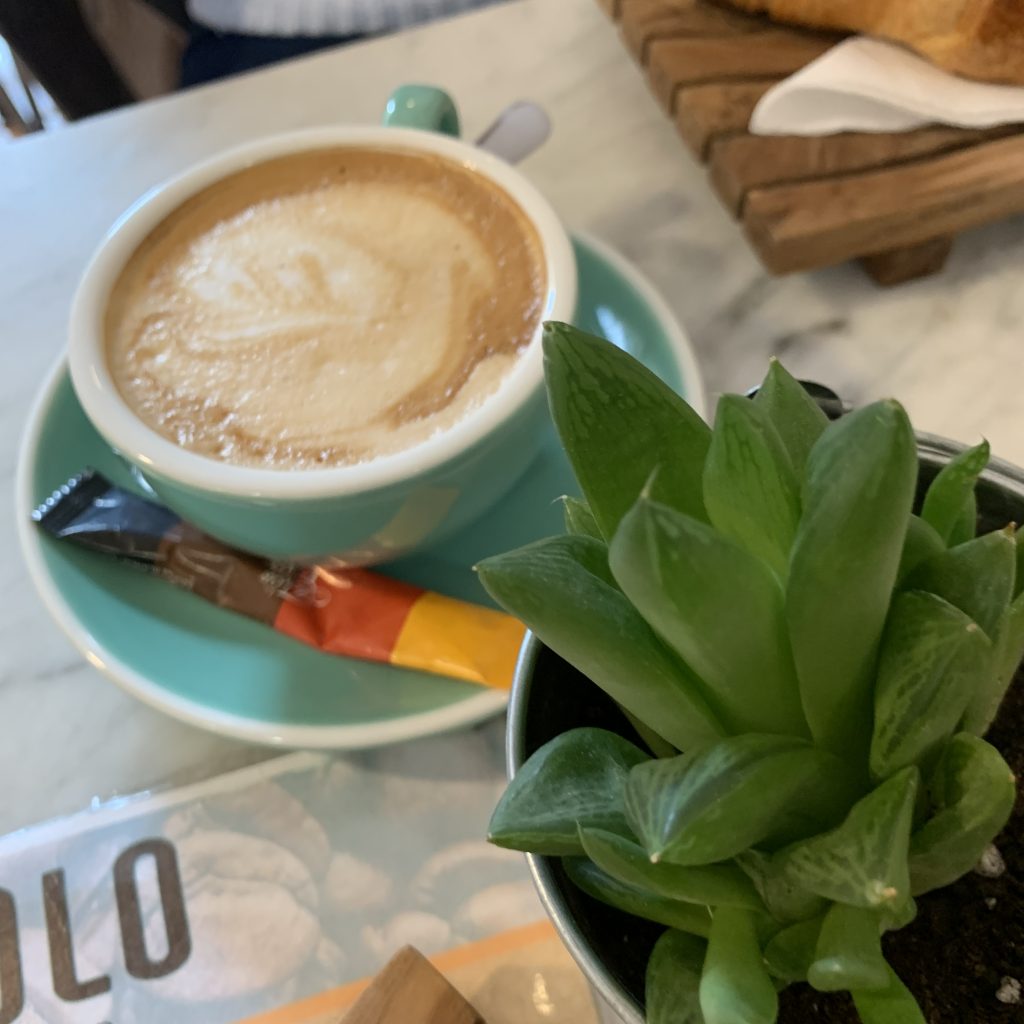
[179,27,362,86]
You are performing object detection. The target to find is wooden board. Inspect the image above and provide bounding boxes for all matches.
[744,133,1024,272]
[608,0,1024,284]
[342,947,485,1024]
[709,125,1016,215]
[674,79,776,157]
[620,0,763,63]
[647,31,833,113]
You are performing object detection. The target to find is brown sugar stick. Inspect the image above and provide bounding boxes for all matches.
[342,947,485,1024]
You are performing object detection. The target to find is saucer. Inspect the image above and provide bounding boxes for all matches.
[17,234,705,750]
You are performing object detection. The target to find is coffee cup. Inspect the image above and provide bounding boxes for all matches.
[68,85,577,564]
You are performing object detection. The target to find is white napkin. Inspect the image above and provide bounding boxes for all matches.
[751,36,1024,136]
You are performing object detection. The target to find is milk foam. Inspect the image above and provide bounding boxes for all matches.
[105,148,545,469]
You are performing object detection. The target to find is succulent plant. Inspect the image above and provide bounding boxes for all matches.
[479,323,1021,1024]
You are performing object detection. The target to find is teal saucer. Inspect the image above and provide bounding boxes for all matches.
[17,234,704,749]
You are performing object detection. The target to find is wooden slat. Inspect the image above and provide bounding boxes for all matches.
[743,134,1024,274]
[343,947,485,1024]
[647,30,835,112]
[620,0,763,64]
[861,237,955,286]
[674,78,776,157]
[711,126,1017,215]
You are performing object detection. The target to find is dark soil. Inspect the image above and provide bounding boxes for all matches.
[779,673,1024,1023]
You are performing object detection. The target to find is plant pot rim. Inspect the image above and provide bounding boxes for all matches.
[504,430,1024,1024]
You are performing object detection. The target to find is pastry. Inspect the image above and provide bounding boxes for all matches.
[722,0,1024,84]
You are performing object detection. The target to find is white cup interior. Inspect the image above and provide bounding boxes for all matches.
[68,125,577,499]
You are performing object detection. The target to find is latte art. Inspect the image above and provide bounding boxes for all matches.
[105,147,546,469]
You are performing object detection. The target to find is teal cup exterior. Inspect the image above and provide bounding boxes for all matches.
[142,390,548,562]
[68,87,577,562]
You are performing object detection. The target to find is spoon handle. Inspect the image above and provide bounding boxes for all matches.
[475,101,551,164]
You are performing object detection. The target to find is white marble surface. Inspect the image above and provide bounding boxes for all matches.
[2,0,1024,834]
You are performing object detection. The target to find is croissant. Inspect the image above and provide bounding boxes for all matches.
[721,0,1024,84]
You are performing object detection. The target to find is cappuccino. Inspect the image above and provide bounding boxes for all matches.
[105,147,546,469]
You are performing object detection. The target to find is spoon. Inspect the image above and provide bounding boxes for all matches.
[474,101,551,164]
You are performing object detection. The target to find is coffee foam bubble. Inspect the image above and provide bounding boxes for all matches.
[105,147,545,469]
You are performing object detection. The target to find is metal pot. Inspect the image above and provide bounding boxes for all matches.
[505,433,1024,1024]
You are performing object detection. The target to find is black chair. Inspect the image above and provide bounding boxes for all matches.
[0,0,189,122]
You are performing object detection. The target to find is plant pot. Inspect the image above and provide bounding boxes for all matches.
[505,433,1024,1024]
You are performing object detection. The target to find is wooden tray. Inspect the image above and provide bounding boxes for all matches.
[600,0,1024,284]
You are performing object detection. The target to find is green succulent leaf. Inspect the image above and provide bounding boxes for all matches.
[561,496,603,541]
[870,591,991,779]
[618,708,679,760]
[1016,527,1024,597]
[578,827,763,909]
[808,903,889,992]
[897,516,946,586]
[785,767,918,910]
[610,496,806,737]
[909,733,1016,895]
[700,908,778,1024]
[1001,590,1024,680]
[703,395,800,579]
[883,897,918,932]
[477,535,723,752]
[852,965,927,1024]
[763,916,823,983]
[752,358,829,473]
[735,849,827,923]
[787,400,918,757]
[907,527,1016,640]
[949,491,978,547]
[963,588,1024,735]
[488,728,647,855]
[625,736,857,867]
[921,440,989,545]
[563,857,713,936]
[646,930,707,1024]
[543,322,711,538]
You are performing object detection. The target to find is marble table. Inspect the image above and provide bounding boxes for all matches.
[3,0,1024,837]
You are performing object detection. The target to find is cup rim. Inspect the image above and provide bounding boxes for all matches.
[68,125,577,499]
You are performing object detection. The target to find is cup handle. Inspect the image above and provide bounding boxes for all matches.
[383,85,462,137]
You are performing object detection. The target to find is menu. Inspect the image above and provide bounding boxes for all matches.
[0,752,596,1024]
